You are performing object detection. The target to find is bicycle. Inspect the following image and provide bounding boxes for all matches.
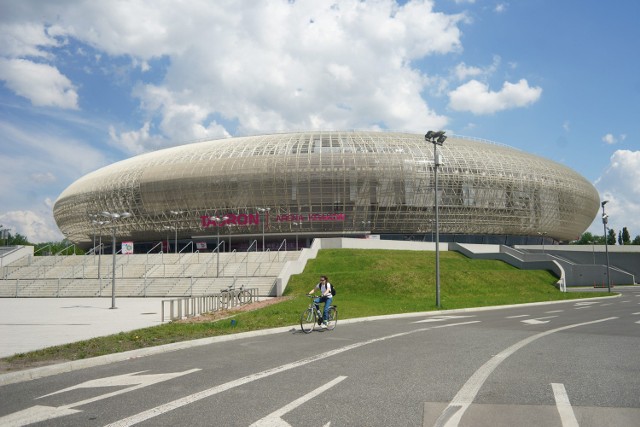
[300,295,337,333]
[220,284,252,309]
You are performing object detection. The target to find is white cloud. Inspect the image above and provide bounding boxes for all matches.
[0,58,78,109]
[0,0,464,144]
[453,55,500,81]
[0,209,63,243]
[589,150,640,237]
[448,78,542,114]
[0,22,63,59]
[495,3,508,13]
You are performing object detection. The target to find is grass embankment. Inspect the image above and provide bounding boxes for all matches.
[1,249,606,371]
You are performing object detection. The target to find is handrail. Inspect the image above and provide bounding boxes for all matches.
[275,239,287,261]
[147,242,163,254]
[55,244,76,256]
[34,245,51,256]
[179,241,194,254]
[247,240,258,252]
[85,242,103,256]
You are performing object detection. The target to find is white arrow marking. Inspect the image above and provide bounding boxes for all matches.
[250,376,347,426]
[412,315,474,323]
[0,369,200,426]
[521,319,549,325]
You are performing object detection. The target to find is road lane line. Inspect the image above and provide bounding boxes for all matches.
[433,316,617,427]
[551,383,579,427]
[250,376,347,426]
[505,315,529,319]
[105,321,480,426]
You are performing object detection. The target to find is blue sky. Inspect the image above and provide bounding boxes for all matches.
[1,0,638,243]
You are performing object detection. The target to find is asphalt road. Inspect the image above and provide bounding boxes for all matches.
[1,287,639,426]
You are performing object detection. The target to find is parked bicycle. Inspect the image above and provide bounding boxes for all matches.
[300,295,337,333]
[220,284,252,309]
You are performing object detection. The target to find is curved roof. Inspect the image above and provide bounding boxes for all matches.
[54,131,600,243]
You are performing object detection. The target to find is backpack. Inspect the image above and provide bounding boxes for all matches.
[330,283,336,296]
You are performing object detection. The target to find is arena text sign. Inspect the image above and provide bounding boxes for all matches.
[200,212,345,228]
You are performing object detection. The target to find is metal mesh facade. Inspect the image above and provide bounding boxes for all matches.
[53,131,600,246]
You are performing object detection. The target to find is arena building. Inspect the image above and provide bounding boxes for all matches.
[53,131,600,252]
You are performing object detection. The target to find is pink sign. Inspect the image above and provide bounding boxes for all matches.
[200,212,345,228]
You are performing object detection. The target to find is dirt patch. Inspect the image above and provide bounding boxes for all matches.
[175,296,293,323]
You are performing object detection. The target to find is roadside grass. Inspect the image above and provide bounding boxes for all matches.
[1,249,607,371]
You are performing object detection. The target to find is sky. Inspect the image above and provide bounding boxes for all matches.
[0,0,639,243]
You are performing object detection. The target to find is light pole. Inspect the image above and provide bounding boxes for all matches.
[92,219,110,294]
[257,207,270,251]
[169,210,184,254]
[601,200,612,292]
[226,223,236,252]
[101,211,132,309]
[210,215,228,277]
[293,222,303,251]
[0,226,10,246]
[537,231,548,254]
[425,130,447,308]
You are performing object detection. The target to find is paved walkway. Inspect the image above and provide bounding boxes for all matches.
[0,298,165,358]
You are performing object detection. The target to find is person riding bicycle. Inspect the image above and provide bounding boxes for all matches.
[308,275,333,328]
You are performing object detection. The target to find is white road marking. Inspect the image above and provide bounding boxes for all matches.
[412,315,474,323]
[105,321,480,427]
[432,316,617,427]
[632,312,640,315]
[544,310,563,314]
[250,376,347,426]
[505,315,529,319]
[521,319,549,325]
[574,302,599,306]
[0,369,200,426]
[552,383,579,427]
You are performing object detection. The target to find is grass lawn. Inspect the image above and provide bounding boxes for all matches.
[1,249,607,371]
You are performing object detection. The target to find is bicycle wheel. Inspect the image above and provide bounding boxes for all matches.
[238,290,252,305]
[326,306,338,330]
[300,308,316,333]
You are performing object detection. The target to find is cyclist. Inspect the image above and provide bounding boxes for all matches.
[308,275,333,328]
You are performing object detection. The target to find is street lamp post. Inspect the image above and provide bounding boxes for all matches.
[226,223,236,252]
[0,226,11,246]
[101,211,132,309]
[537,231,548,254]
[92,219,110,294]
[601,201,612,292]
[257,207,270,251]
[293,222,303,251]
[169,210,184,254]
[210,216,228,277]
[425,130,447,308]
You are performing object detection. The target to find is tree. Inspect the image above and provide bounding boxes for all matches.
[622,227,631,245]
[618,230,623,245]
[574,232,592,245]
[573,232,605,245]
[7,232,30,246]
[607,228,617,245]
[633,235,640,245]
